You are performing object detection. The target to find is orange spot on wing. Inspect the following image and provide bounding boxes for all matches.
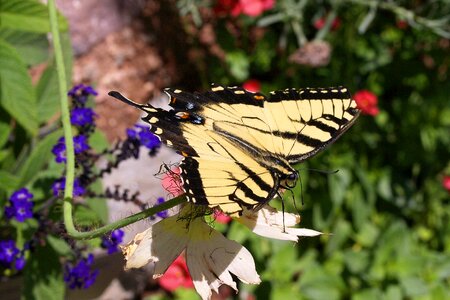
[254,95,265,100]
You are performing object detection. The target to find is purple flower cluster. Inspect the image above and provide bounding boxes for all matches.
[52,177,86,197]
[71,107,96,127]
[52,135,90,164]
[100,229,125,254]
[68,84,98,105]
[156,197,168,218]
[0,240,26,271]
[126,124,161,150]
[4,188,34,222]
[64,254,99,289]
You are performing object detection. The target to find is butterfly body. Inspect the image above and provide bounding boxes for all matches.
[109,84,359,215]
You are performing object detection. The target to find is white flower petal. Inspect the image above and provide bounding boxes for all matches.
[121,211,189,274]
[185,215,260,300]
[237,205,322,241]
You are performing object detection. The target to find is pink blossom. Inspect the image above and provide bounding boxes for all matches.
[161,167,184,197]
[214,210,232,224]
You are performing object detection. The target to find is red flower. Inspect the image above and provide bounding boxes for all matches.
[242,79,261,92]
[214,209,232,224]
[161,167,184,197]
[159,255,194,292]
[353,90,379,116]
[313,16,341,31]
[396,20,408,29]
[443,176,450,193]
[214,0,275,17]
[214,0,241,16]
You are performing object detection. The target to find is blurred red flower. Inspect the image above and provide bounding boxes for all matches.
[214,0,275,17]
[159,255,194,292]
[396,20,408,29]
[313,16,341,31]
[161,166,184,197]
[443,176,450,193]
[353,90,379,116]
[214,0,242,16]
[214,209,232,224]
[243,79,261,92]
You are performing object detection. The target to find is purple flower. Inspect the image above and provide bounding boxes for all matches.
[15,254,26,271]
[156,197,168,218]
[52,142,67,163]
[68,84,98,104]
[101,229,125,254]
[52,136,89,164]
[4,188,34,222]
[73,135,90,153]
[10,188,33,202]
[70,108,96,126]
[64,254,99,289]
[126,128,138,139]
[52,177,85,197]
[138,129,161,150]
[0,240,19,265]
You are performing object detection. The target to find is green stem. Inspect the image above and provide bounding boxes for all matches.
[63,196,186,239]
[48,0,187,239]
[48,0,77,234]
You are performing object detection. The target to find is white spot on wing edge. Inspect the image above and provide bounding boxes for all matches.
[211,86,224,92]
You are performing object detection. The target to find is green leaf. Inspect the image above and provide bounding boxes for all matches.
[0,117,11,147]
[36,62,60,122]
[46,234,74,257]
[0,39,38,134]
[264,244,298,283]
[18,130,62,186]
[352,288,382,300]
[384,285,403,300]
[87,197,108,225]
[0,29,48,65]
[88,129,109,153]
[74,205,103,228]
[328,168,351,207]
[226,51,250,81]
[344,249,369,274]
[400,277,429,297]
[22,242,65,300]
[0,0,68,33]
[0,170,19,192]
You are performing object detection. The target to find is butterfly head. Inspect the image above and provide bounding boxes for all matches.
[280,171,298,189]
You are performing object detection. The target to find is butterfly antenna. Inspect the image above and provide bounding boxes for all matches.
[298,168,339,175]
[108,91,146,110]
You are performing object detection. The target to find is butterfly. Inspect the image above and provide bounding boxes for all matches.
[109,84,360,216]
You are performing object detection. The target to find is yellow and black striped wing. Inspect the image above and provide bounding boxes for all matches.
[164,85,360,165]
